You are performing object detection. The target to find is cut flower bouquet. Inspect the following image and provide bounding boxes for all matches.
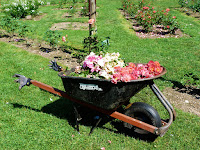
[67,52,163,84]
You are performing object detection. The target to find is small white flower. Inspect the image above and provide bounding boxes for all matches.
[97,59,104,67]
[12,2,18,6]
[185,100,189,103]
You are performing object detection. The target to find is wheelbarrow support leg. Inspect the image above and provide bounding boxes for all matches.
[89,116,102,135]
[149,81,176,136]
[73,104,82,134]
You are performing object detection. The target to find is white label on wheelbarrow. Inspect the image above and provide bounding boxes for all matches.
[79,83,103,91]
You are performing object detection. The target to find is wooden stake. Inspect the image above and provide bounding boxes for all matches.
[89,0,96,36]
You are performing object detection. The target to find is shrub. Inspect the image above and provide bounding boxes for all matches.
[181,72,200,89]
[43,29,61,50]
[2,0,44,18]
[0,16,19,37]
[121,0,179,33]
[179,0,200,12]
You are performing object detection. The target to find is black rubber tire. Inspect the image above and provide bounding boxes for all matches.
[123,102,162,141]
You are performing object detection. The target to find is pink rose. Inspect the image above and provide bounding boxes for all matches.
[121,73,132,82]
[88,19,95,25]
[62,36,66,42]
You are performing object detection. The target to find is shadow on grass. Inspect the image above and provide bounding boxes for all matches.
[160,77,200,99]
[10,96,157,142]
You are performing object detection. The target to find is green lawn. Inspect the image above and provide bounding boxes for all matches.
[0,0,200,149]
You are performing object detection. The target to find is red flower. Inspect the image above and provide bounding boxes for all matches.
[153,10,156,13]
[167,25,170,28]
[173,16,176,19]
[111,61,163,84]
[143,6,149,10]
[166,8,170,12]
[152,7,154,9]
[148,16,151,19]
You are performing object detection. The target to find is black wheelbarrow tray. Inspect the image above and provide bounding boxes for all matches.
[13,66,176,139]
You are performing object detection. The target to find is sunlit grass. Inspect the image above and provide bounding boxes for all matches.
[0,0,200,149]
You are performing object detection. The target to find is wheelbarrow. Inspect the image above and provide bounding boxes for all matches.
[13,61,176,140]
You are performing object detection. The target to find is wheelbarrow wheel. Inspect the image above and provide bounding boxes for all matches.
[123,102,162,141]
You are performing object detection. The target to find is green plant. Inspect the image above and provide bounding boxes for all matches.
[83,34,110,55]
[58,0,67,9]
[0,15,19,38]
[69,4,77,16]
[17,23,32,44]
[179,0,200,12]
[181,72,200,88]
[2,0,44,18]
[43,29,61,50]
[80,0,89,16]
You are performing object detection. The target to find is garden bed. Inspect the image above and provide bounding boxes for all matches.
[50,22,88,31]
[176,8,200,20]
[0,31,79,68]
[120,9,188,39]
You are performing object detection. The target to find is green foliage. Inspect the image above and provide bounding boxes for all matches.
[69,4,77,16]
[58,1,64,9]
[58,0,70,9]
[181,72,200,88]
[0,15,32,40]
[0,16,19,37]
[83,35,110,55]
[17,23,32,39]
[2,0,44,18]
[43,29,61,50]
[179,0,200,12]
[80,0,89,16]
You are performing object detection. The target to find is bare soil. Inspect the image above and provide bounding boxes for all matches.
[163,87,200,117]
[50,22,88,31]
